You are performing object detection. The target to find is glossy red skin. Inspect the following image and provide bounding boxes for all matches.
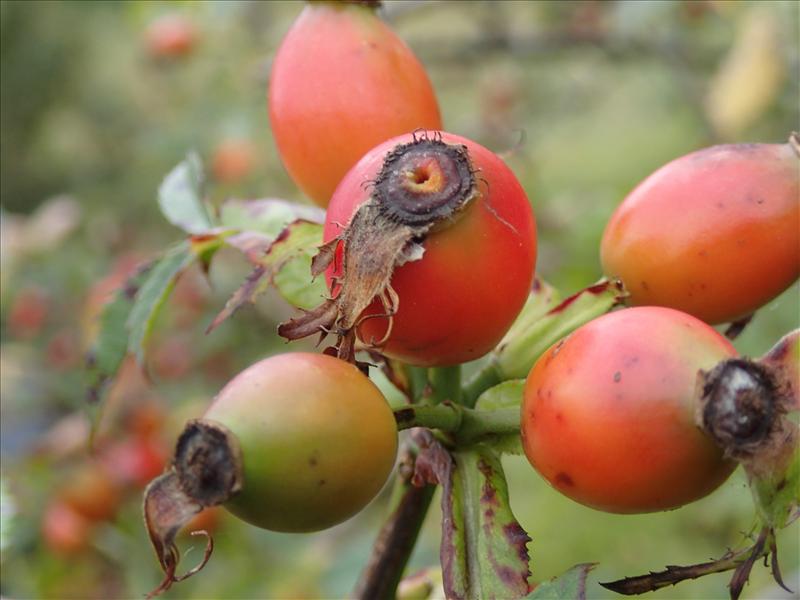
[601,142,800,324]
[521,307,737,513]
[269,3,442,206]
[325,132,537,366]
[204,353,397,532]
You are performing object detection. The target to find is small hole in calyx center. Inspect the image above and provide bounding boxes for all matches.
[411,167,430,184]
[401,159,444,193]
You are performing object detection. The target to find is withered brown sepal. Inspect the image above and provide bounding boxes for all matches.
[279,133,480,363]
[143,419,243,598]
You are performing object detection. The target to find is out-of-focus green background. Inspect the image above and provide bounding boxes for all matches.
[1,1,798,598]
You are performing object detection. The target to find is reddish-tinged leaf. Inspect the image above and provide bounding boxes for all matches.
[413,433,532,600]
[219,198,324,235]
[527,563,596,600]
[224,231,272,265]
[206,265,270,334]
[760,329,800,410]
[493,279,625,380]
[207,220,326,332]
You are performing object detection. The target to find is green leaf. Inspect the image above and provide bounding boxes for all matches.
[158,153,213,234]
[268,221,327,309]
[189,232,228,273]
[526,564,596,600]
[208,220,327,331]
[426,442,531,600]
[273,252,327,310]
[474,380,525,455]
[85,262,152,404]
[494,279,626,380]
[219,198,324,238]
[499,278,562,346]
[475,380,525,411]
[126,242,194,364]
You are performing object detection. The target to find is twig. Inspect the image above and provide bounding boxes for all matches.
[353,432,436,600]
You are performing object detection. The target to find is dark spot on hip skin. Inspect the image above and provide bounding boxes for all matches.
[554,472,574,487]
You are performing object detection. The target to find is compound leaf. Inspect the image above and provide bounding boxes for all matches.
[209,220,327,332]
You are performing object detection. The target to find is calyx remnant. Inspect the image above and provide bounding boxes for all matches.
[278,133,479,363]
[697,356,796,467]
[143,419,243,598]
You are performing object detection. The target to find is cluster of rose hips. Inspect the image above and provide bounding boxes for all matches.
[138,2,798,598]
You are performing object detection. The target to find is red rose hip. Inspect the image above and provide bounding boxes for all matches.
[601,138,800,324]
[521,306,738,513]
[269,2,442,206]
[279,131,537,367]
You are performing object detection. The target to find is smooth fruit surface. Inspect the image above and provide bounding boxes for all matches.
[601,142,800,324]
[324,132,537,366]
[269,3,442,206]
[521,307,737,513]
[204,353,397,532]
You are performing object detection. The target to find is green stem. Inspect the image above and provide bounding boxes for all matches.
[395,403,462,432]
[428,365,462,405]
[404,365,430,402]
[357,365,520,599]
[353,435,436,600]
[456,407,520,445]
[462,362,503,408]
[394,404,520,444]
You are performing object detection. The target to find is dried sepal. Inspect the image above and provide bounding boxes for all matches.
[723,313,754,341]
[759,329,799,411]
[143,419,243,598]
[143,473,205,598]
[697,358,783,462]
[696,353,799,481]
[278,134,479,363]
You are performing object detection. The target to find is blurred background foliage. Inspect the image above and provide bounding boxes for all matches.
[1,1,798,598]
